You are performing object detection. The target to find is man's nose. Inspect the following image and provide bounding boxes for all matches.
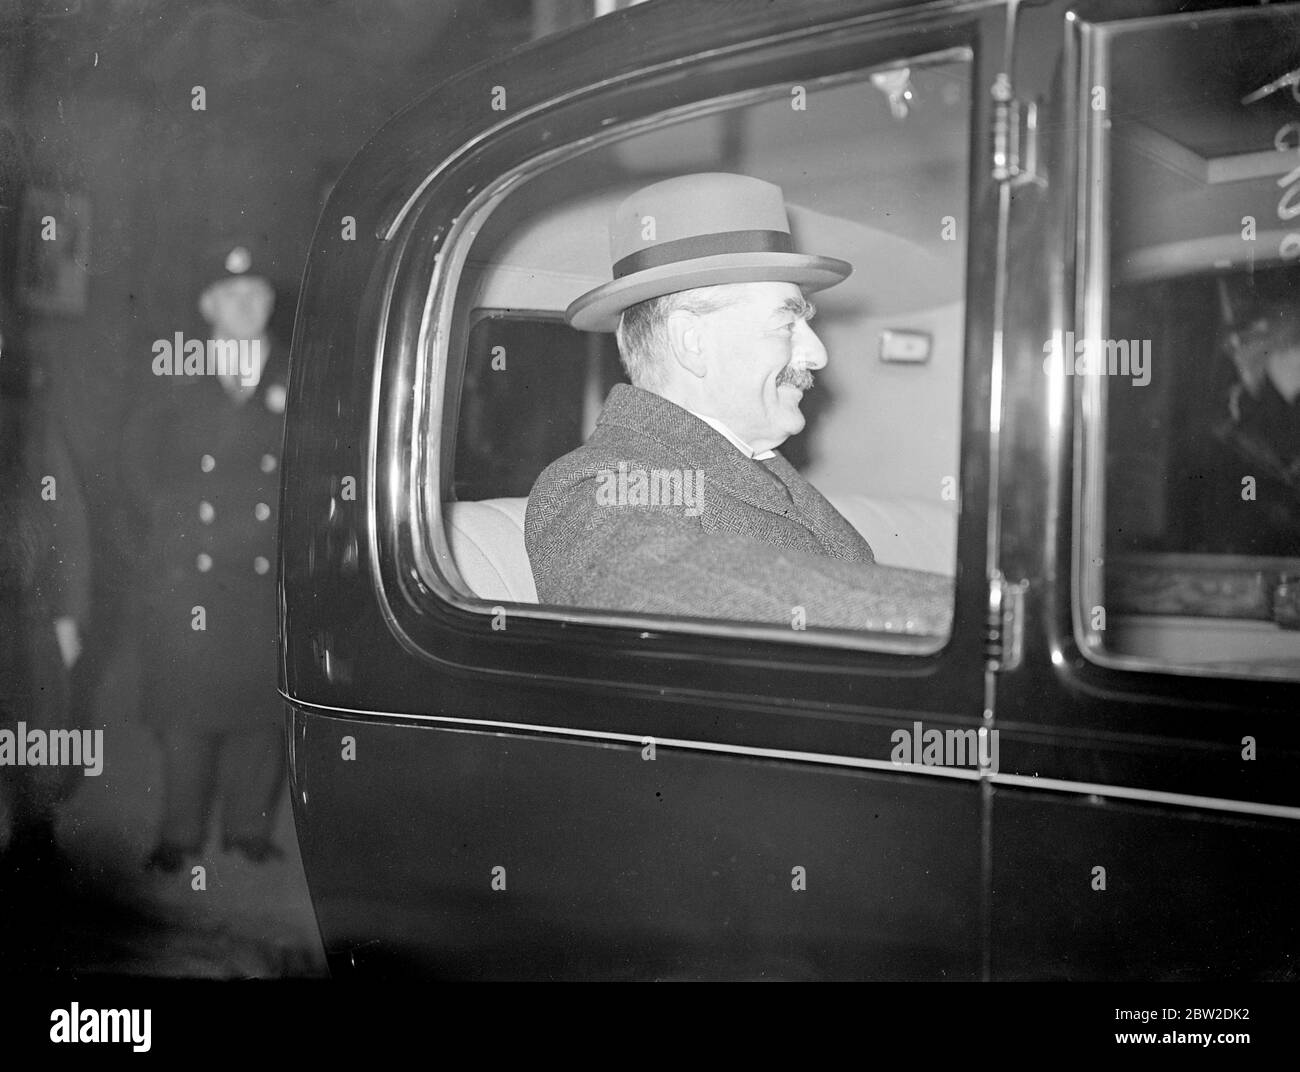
[793,320,828,370]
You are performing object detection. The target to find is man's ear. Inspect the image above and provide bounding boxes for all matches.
[665,308,707,379]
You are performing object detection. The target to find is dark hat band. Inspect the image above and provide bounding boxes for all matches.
[612,228,793,280]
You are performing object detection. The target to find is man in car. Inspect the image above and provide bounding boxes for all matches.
[525,173,952,634]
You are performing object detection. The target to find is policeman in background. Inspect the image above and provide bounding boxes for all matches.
[119,244,288,872]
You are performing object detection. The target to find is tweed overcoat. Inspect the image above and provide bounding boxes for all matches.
[526,385,952,633]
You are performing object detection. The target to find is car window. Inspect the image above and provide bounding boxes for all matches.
[454,314,623,500]
[1077,8,1300,679]
[431,53,971,647]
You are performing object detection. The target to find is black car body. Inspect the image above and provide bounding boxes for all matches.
[280,0,1300,979]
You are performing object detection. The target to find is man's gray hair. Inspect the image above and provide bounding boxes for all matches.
[614,284,747,390]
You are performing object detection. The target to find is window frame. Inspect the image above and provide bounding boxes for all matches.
[1071,6,1300,683]
[363,7,1007,726]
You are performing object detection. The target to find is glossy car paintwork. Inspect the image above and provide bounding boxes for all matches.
[294,713,982,980]
[281,0,1300,979]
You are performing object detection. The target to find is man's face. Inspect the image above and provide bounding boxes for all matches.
[692,281,829,451]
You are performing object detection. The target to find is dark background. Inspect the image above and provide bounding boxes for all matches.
[0,0,611,978]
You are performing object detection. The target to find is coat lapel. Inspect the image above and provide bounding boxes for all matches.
[762,453,875,562]
[595,385,874,562]
[703,441,800,519]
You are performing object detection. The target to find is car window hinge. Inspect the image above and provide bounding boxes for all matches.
[986,571,1028,672]
[990,73,1043,187]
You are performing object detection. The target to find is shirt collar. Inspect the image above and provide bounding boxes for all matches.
[686,410,776,461]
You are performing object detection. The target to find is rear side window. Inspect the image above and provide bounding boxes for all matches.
[1076,8,1300,679]
[454,314,622,500]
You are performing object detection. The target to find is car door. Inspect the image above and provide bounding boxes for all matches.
[988,0,1300,980]
[282,0,1009,979]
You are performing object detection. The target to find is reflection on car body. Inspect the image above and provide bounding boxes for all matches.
[280,0,1300,979]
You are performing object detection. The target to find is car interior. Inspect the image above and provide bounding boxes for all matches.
[1092,14,1300,676]
[436,54,972,615]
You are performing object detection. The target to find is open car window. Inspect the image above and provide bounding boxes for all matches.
[429,52,971,650]
[1077,8,1300,679]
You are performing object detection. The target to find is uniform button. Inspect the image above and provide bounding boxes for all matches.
[254,556,270,575]
[254,502,271,522]
[199,501,215,524]
[201,454,216,473]
[196,553,213,572]
[261,454,277,473]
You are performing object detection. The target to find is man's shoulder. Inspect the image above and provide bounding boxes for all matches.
[533,388,698,490]
[529,433,659,506]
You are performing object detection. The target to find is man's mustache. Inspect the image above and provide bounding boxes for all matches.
[776,365,814,391]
